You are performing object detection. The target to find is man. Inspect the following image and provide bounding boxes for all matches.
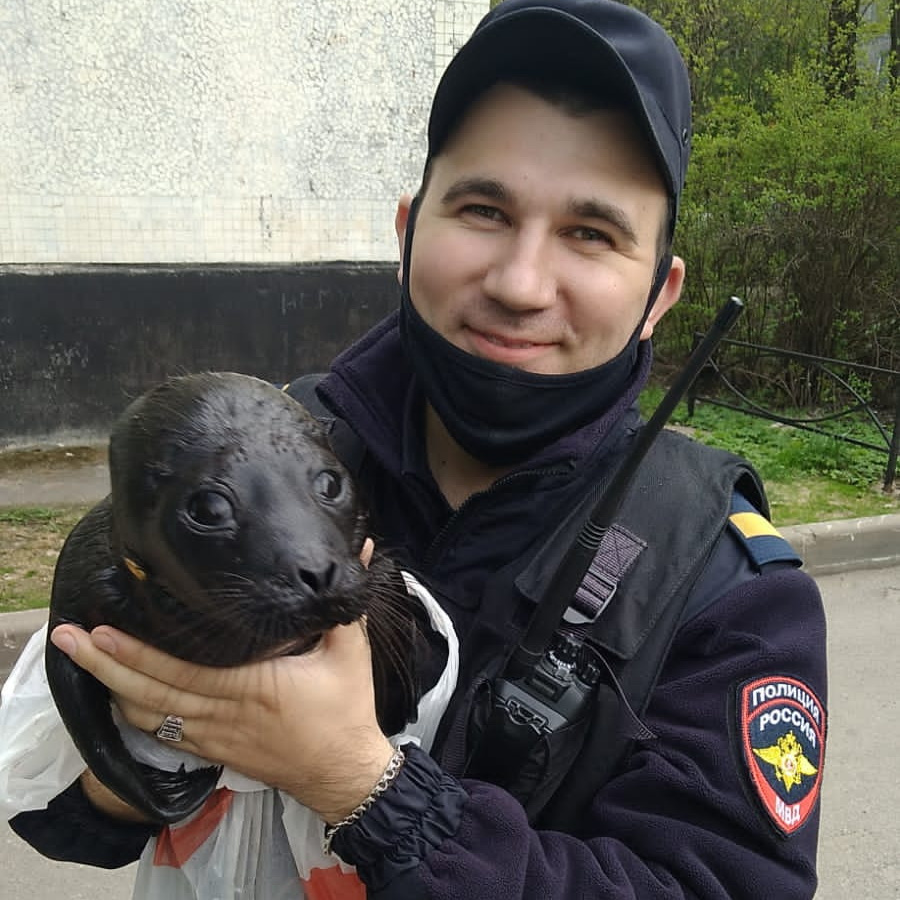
[12,1,827,896]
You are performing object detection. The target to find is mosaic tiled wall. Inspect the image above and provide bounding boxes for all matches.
[0,1,486,264]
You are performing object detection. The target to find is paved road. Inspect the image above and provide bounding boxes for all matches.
[0,450,109,507]
[1,564,898,898]
[814,564,899,900]
[1,829,136,898]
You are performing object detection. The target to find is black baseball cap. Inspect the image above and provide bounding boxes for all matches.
[426,0,692,231]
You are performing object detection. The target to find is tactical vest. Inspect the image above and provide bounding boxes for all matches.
[284,375,777,831]
[528,430,766,829]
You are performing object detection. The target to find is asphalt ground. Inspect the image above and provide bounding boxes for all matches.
[0,456,898,897]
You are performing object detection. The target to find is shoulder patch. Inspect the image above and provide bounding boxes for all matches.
[728,495,801,568]
[737,676,826,836]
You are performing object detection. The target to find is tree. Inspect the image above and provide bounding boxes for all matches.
[628,0,826,122]
[891,0,899,85]
[825,0,861,98]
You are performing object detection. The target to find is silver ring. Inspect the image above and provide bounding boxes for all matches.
[155,714,184,743]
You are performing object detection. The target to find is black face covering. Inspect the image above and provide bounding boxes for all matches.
[399,197,671,467]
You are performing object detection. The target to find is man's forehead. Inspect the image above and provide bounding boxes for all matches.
[429,88,664,189]
[437,83,660,172]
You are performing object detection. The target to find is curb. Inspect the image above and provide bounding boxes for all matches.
[780,513,900,577]
[2,514,899,684]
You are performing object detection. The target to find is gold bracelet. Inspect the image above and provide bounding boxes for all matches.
[322,747,406,856]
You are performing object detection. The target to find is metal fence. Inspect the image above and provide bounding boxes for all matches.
[686,336,900,491]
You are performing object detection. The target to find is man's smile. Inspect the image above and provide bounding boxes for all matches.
[463,324,558,367]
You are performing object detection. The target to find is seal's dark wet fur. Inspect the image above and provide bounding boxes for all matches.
[46,372,437,824]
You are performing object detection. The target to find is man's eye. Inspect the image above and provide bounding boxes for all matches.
[462,204,505,222]
[570,226,612,244]
[187,491,234,527]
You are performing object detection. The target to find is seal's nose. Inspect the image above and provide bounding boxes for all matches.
[295,559,339,595]
[269,538,345,596]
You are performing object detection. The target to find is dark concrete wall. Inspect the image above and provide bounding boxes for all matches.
[0,263,399,444]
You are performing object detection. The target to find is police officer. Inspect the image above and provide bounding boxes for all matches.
[14,1,827,897]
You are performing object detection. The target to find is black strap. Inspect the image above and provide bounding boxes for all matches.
[563,525,646,627]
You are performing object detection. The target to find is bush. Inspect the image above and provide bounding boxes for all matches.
[662,70,899,404]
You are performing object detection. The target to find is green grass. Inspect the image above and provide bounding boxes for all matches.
[0,507,75,526]
[641,387,898,526]
[0,505,89,614]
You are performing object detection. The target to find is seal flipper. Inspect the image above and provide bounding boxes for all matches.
[137,764,223,823]
[45,639,220,824]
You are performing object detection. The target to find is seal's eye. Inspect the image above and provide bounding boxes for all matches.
[187,490,234,528]
[313,469,344,502]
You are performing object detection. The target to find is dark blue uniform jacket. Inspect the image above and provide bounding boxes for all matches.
[11,313,828,899]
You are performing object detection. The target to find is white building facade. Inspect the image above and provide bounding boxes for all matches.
[0,0,487,265]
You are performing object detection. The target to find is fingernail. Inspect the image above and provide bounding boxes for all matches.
[91,629,117,655]
[50,630,77,657]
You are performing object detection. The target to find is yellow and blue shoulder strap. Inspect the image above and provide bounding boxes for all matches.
[727,493,801,568]
[681,492,802,625]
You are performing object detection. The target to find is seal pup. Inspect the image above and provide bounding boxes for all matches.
[46,372,437,824]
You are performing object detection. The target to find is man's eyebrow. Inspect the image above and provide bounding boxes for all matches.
[440,177,508,206]
[568,198,639,245]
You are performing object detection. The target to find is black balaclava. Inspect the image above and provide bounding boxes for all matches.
[399,196,672,467]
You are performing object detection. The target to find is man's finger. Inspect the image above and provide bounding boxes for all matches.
[50,624,188,710]
[49,624,229,713]
[359,537,375,569]
[93,625,250,698]
[319,619,372,663]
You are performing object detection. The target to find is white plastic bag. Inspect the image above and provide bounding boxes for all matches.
[0,624,84,818]
[0,573,458,900]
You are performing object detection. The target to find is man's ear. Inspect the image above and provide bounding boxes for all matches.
[640,255,685,340]
[394,194,414,284]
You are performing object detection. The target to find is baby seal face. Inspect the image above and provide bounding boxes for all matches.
[105,372,370,665]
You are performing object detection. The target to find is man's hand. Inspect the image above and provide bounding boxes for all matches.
[50,615,394,824]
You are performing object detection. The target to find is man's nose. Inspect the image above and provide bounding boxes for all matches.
[483,229,556,311]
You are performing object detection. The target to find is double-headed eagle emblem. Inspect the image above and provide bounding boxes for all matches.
[753,731,818,792]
